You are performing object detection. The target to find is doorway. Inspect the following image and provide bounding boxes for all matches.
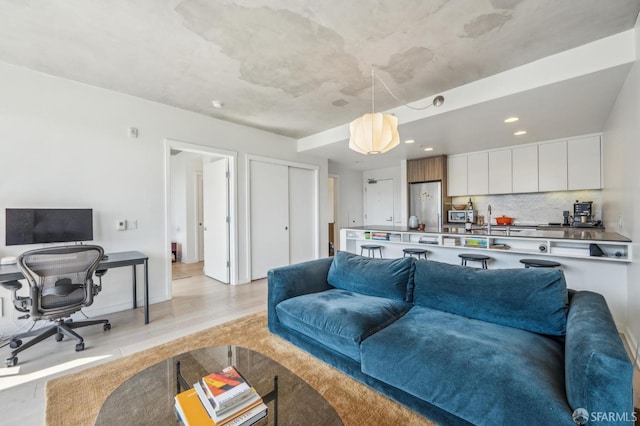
[165,140,238,294]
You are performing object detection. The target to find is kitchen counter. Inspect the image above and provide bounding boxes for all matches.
[345,225,630,243]
[340,226,632,327]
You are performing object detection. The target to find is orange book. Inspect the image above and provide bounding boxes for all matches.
[200,366,251,408]
[175,387,216,425]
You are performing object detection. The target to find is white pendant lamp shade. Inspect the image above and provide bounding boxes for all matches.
[349,112,399,155]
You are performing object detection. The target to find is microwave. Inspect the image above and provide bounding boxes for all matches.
[448,210,477,224]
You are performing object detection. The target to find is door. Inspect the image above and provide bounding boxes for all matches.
[196,174,204,261]
[365,179,394,226]
[288,167,315,265]
[250,161,290,280]
[203,158,230,283]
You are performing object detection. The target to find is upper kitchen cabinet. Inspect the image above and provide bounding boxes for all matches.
[407,155,447,183]
[567,135,601,190]
[488,149,512,194]
[538,140,568,192]
[447,155,468,196]
[467,152,489,195]
[512,145,538,193]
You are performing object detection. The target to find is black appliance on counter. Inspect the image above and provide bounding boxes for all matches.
[572,201,599,227]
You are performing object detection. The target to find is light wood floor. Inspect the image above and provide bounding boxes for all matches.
[0,262,267,425]
[1,263,638,425]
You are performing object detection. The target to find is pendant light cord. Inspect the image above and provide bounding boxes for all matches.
[372,68,443,111]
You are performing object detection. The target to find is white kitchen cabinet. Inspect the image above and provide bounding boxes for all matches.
[568,135,601,190]
[538,140,567,192]
[467,152,489,195]
[488,149,512,194]
[512,145,538,193]
[447,155,467,196]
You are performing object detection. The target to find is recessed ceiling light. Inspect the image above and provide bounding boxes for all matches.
[424,147,434,152]
[514,130,527,136]
[504,117,519,123]
[211,100,224,109]
[404,139,415,144]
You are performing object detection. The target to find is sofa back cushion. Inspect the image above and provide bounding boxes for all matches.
[413,260,568,335]
[327,251,414,301]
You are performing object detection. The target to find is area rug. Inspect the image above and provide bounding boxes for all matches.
[45,312,435,425]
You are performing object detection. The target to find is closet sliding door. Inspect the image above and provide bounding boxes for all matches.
[249,159,317,280]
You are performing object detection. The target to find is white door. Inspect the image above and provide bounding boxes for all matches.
[288,167,315,265]
[196,174,204,261]
[203,158,230,283]
[250,161,290,280]
[365,179,394,226]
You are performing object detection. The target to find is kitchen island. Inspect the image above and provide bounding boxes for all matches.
[340,226,632,326]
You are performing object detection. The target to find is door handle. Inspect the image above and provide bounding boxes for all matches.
[386,217,393,222]
[285,226,288,230]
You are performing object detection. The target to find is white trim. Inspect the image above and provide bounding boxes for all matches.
[164,139,239,288]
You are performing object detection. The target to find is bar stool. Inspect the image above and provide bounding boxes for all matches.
[459,253,490,269]
[519,259,561,269]
[360,244,383,258]
[402,248,429,260]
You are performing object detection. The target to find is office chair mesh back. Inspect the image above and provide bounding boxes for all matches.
[19,247,102,315]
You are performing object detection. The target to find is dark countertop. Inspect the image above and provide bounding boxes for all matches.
[345,226,631,243]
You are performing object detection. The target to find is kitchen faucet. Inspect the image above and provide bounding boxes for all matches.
[487,204,492,234]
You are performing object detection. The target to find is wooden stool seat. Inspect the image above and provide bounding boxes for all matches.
[459,253,490,269]
[360,244,383,258]
[402,248,428,260]
[519,259,561,268]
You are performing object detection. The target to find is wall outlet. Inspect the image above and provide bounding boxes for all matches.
[127,219,138,230]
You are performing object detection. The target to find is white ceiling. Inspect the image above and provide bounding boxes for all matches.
[0,1,638,170]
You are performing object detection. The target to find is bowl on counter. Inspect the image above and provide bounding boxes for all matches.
[452,204,467,210]
[495,216,514,225]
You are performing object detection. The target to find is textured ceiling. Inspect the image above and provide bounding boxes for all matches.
[0,0,638,141]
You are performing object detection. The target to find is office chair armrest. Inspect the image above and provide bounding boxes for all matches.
[1,280,22,291]
[1,280,30,313]
[94,269,108,295]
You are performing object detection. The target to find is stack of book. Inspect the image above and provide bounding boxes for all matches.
[464,238,487,248]
[443,237,460,246]
[371,232,389,240]
[175,365,268,426]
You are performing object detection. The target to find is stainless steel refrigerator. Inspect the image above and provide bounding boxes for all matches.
[409,181,442,229]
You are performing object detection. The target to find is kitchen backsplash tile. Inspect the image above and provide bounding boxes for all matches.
[452,190,602,225]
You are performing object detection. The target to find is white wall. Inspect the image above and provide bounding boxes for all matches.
[328,163,363,230]
[0,61,328,333]
[603,17,640,358]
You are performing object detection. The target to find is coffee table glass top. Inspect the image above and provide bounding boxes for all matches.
[95,345,343,425]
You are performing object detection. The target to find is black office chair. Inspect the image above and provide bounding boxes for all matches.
[0,245,111,366]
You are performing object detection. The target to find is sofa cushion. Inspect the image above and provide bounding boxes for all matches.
[361,307,572,425]
[275,289,411,362]
[413,260,568,336]
[327,251,414,301]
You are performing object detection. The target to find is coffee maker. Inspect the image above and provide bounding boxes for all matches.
[572,201,594,227]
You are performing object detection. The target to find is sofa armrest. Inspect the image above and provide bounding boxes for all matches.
[267,257,334,331]
[565,291,634,421]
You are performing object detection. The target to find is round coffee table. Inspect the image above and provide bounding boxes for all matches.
[95,345,343,425]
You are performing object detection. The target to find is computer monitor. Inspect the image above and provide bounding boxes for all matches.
[5,208,94,246]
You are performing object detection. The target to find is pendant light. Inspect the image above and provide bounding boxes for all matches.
[348,68,445,155]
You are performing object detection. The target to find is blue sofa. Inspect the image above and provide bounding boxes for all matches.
[267,251,634,425]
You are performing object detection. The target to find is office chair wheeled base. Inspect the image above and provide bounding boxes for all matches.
[5,318,111,367]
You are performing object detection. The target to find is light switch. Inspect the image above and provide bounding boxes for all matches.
[117,220,126,231]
